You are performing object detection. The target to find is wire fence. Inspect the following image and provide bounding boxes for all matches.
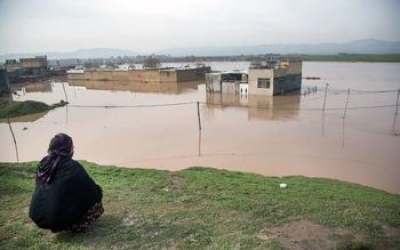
[62,86,400,112]
[62,85,399,136]
[5,85,400,163]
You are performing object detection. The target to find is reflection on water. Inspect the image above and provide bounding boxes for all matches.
[10,81,53,94]
[24,81,53,93]
[248,94,301,121]
[206,92,301,121]
[1,62,400,194]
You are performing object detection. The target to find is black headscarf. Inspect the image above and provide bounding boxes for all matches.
[36,133,74,185]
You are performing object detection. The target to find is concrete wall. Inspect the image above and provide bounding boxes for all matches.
[5,56,48,82]
[176,69,197,82]
[20,60,44,68]
[67,72,85,80]
[273,73,302,95]
[20,57,47,68]
[84,71,113,81]
[160,70,178,82]
[205,73,222,92]
[129,70,161,82]
[222,81,240,94]
[0,69,10,95]
[68,79,199,94]
[285,60,302,74]
[112,71,130,81]
[272,60,302,95]
[67,68,204,83]
[248,68,274,96]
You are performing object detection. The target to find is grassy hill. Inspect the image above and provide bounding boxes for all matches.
[0,100,67,120]
[301,54,400,62]
[0,161,399,249]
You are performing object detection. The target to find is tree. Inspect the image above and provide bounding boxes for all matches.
[143,57,160,69]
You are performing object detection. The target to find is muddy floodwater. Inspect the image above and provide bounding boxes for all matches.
[1,62,400,194]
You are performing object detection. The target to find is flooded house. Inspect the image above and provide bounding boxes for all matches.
[67,65,211,83]
[0,68,11,96]
[205,71,248,94]
[206,56,302,96]
[248,57,302,96]
[5,56,48,82]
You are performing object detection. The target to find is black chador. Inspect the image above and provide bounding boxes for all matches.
[29,133,104,233]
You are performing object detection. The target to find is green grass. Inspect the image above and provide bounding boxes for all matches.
[1,162,399,249]
[0,100,67,119]
[301,54,400,62]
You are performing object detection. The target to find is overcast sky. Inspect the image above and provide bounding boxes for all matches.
[0,0,399,54]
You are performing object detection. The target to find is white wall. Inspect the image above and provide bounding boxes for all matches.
[248,69,274,96]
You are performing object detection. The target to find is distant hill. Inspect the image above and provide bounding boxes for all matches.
[60,48,138,59]
[1,39,400,62]
[157,39,400,56]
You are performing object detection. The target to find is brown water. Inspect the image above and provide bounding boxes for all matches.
[1,62,400,194]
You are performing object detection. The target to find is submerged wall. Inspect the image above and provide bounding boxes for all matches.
[67,67,208,83]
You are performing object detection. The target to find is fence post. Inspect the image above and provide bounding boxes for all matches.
[62,82,69,103]
[321,83,329,137]
[7,118,19,162]
[322,83,329,113]
[395,89,400,118]
[392,89,400,134]
[343,88,351,119]
[197,101,201,130]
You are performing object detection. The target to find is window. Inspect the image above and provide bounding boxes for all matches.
[257,78,270,88]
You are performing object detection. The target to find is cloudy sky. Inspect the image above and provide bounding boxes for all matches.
[0,0,399,54]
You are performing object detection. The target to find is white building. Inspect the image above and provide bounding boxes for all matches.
[206,57,302,96]
[248,58,302,96]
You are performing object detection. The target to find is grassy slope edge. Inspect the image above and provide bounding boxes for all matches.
[0,100,67,120]
[0,161,399,249]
